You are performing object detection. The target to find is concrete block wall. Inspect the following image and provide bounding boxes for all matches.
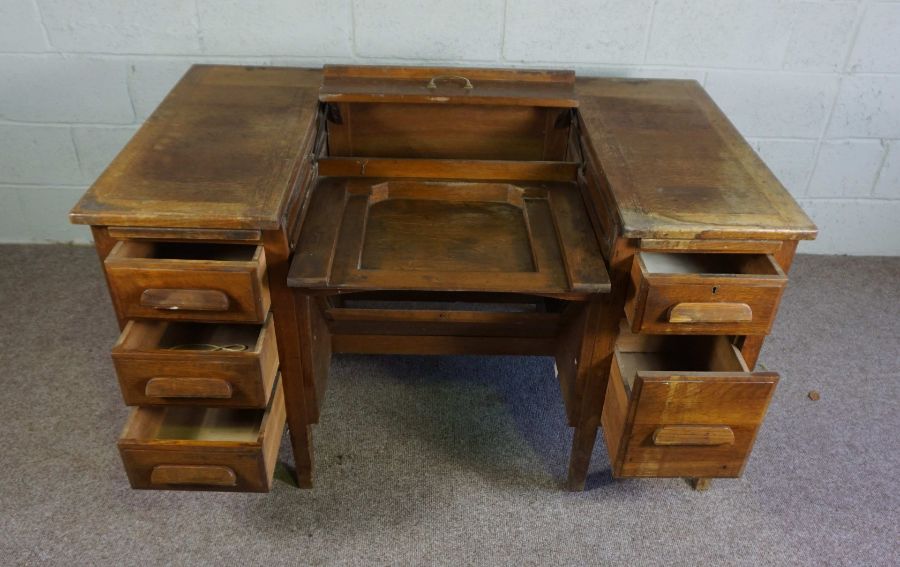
[1,0,898,255]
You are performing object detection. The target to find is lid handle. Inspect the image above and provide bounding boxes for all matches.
[426,75,474,90]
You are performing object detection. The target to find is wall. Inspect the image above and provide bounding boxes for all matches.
[1,0,898,255]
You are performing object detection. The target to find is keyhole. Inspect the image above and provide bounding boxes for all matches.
[712,286,719,295]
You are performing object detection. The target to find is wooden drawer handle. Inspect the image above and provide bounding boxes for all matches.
[150,465,237,487]
[140,288,230,311]
[653,425,735,446]
[668,302,752,324]
[145,377,233,399]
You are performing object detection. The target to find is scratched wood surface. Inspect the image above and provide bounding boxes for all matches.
[576,78,817,241]
[69,65,321,230]
[288,177,610,297]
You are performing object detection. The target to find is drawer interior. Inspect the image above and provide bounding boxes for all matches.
[615,328,750,393]
[116,319,267,354]
[124,403,266,443]
[113,241,258,262]
[640,252,780,277]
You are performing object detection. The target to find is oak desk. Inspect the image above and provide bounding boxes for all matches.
[70,65,815,492]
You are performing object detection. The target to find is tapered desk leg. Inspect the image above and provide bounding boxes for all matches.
[567,423,600,490]
[263,230,318,488]
[292,423,315,488]
[565,239,635,489]
[564,298,608,491]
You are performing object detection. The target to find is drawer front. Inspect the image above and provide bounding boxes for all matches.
[602,351,778,478]
[104,241,270,323]
[625,252,787,335]
[112,316,279,408]
[118,378,285,492]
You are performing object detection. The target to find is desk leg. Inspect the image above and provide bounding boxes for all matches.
[263,230,317,488]
[565,298,607,491]
[566,239,635,490]
[568,422,600,490]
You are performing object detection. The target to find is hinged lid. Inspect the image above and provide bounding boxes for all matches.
[320,65,578,108]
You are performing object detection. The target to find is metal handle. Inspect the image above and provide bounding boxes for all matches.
[426,75,473,90]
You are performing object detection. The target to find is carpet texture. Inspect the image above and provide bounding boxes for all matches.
[0,244,897,566]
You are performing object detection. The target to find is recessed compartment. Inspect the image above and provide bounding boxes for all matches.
[104,241,270,323]
[601,325,778,478]
[625,251,787,335]
[320,65,577,161]
[112,314,278,408]
[118,376,285,492]
[288,178,609,296]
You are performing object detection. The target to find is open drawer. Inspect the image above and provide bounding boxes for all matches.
[112,314,279,408]
[104,241,270,323]
[118,375,285,492]
[624,251,787,335]
[601,326,778,478]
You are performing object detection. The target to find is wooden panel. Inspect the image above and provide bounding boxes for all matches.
[144,378,233,399]
[640,239,782,254]
[89,225,127,330]
[622,372,778,477]
[118,378,285,492]
[332,334,557,355]
[70,65,321,229]
[327,103,565,161]
[107,226,262,243]
[325,308,561,337]
[288,178,610,296]
[600,338,630,470]
[321,65,577,107]
[104,241,270,323]
[289,178,348,288]
[317,157,578,182]
[547,187,610,293]
[150,465,237,487]
[576,78,817,241]
[625,252,787,335]
[112,315,279,408]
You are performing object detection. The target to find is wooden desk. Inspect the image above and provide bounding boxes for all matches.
[70,65,815,492]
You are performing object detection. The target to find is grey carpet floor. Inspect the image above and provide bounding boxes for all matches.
[0,244,897,566]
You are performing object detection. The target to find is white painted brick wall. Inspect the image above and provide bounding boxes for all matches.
[0,0,897,255]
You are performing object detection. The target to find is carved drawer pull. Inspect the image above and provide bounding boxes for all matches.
[426,75,474,90]
[668,302,752,324]
[140,288,230,311]
[150,465,237,486]
[652,425,735,446]
[145,377,233,399]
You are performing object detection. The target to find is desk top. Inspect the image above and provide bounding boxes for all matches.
[70,65,322,230]
[576,78,817,241]
[70,65,816,241]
